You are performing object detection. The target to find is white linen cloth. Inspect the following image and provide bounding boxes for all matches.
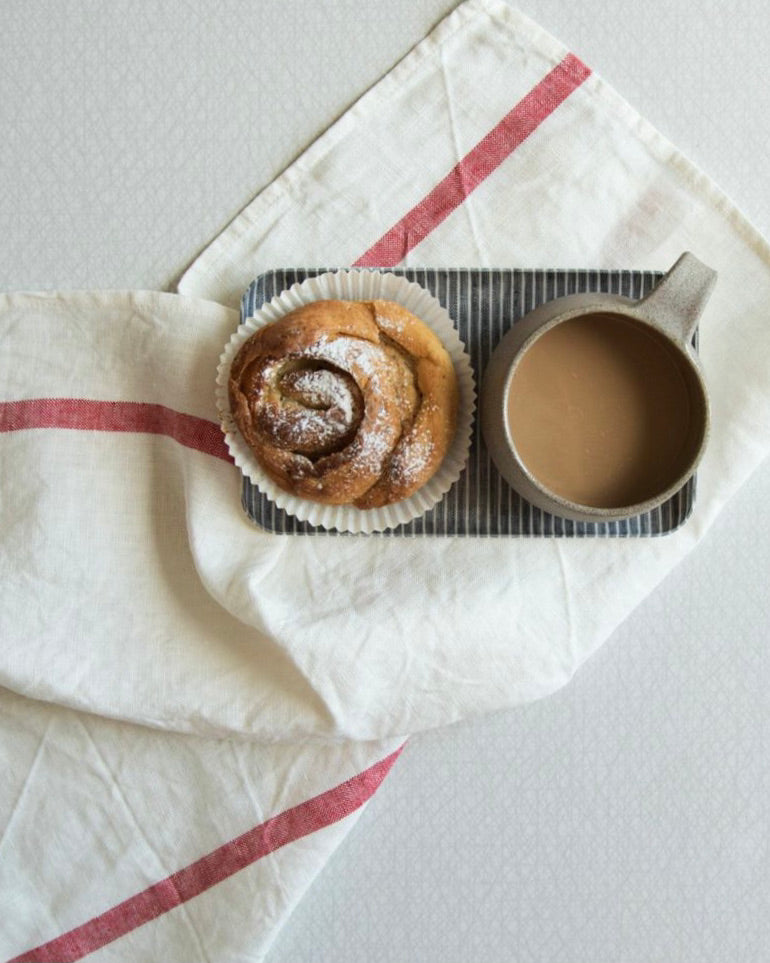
[3,0,770,958]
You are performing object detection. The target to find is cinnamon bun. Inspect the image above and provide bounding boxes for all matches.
[227,298,459,508]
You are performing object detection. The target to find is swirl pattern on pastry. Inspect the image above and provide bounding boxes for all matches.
[228,298,459,508]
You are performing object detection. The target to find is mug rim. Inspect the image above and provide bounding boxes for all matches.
[498,304,711,521]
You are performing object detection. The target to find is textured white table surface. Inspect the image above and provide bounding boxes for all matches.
[2,2,769,960]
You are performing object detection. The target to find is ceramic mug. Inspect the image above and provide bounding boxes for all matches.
[480,252,717,523]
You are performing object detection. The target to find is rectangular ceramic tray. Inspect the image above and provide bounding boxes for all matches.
[238,267,696,537]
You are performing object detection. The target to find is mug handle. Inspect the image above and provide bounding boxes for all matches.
[635,252,717,346]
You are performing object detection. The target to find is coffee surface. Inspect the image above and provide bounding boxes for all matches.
[506,313,694,508]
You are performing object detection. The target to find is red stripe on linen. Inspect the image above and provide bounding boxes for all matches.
[354,52,590,267]
[7,747,403,963]
[0,398,232,462]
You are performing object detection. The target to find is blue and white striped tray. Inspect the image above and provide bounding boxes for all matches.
[238,267,695,537]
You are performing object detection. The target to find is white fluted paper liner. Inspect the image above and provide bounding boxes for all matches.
[215,269,476,533]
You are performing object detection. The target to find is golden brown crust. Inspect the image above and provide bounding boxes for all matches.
[228,298,459,508]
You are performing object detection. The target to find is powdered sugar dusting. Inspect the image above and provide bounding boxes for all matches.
[266,402,353,452]
[302,333,408,475]
[387,430,437,488]
[284,368,355,423]
[306,333,380,378]
[374,309,405,335]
